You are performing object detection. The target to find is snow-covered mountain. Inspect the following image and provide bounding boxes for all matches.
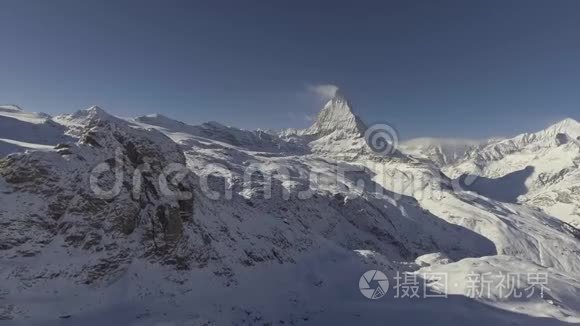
[445,118,580,228]
[0,105,72,156]
[293,93,366,138]
[278,93,404,160]
[400,137,490,166]
[1,97,580,324]
[134,113,306,154]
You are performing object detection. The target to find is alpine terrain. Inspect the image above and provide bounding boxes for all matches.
[1,95,580,326]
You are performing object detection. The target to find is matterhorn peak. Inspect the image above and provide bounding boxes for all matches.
[305,91,366,137]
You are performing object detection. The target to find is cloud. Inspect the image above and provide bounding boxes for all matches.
[307,84,339,100]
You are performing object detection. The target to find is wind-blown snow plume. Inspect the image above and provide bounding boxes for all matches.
[307,83,339,100]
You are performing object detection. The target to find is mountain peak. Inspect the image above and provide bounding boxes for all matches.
[544,117,580,139]
[550,117,579,128]
[54,105,122,128]
[304,93,366,137]
[135,113,183,125]
[0,104,24,112]
[87,105,104,112]
[76,105,113,120]
[331,87,347,100]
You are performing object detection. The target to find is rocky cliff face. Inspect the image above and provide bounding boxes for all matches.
[0,107,196,287]
[303,94,367,139]
[279,94,406,160]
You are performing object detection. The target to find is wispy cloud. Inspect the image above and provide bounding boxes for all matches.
[307,84,339,101]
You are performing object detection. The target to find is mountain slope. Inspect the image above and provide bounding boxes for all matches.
[133,114,306,154]
[279,94,404,160]
[400,137,489,166]
[0,105,72,156]
[303,93,367,138]
[445,118,580,227]
[0,103,579,324]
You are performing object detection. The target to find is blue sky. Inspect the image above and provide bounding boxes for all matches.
[1,0,579,139]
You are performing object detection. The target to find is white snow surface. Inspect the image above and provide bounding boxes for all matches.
[1,98,580,325]
[400,137,490,166]
[443,118,580,227]
[0,105,71,156]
